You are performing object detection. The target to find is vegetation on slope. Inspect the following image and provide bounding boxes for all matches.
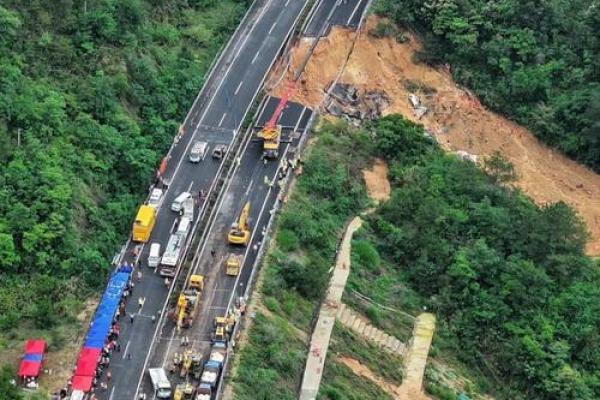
[235,115,600,400]
[374,0,600,172]
[0,0,248,361]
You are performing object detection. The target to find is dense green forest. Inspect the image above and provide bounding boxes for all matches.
[233,115,600,400]
[0,0,249,334]
[374,0,600,172]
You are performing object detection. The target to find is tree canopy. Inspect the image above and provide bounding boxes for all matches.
[375,0,600,173]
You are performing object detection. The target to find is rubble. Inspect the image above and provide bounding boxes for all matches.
[408,93,428,119]
[324,83,389,126]
[454,150,478,163]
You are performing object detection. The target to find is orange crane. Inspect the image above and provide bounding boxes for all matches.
[257,81,296,159]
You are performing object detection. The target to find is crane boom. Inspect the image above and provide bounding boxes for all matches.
[265,81,296,130]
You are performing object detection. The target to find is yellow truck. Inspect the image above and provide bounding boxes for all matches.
[175,275,204,331]
[132,205,157,242]
[225,254,242,276]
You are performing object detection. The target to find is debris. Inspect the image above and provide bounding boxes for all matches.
[325,83,389,126]
[454,151,478,163]
[408,93,428,119]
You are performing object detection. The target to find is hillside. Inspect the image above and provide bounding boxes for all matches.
[375,0,600,174]
[228,116,600,400]
[269,17,600,256]
[0,0,249,394]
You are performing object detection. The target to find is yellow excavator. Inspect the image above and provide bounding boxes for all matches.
[174,274,204,332]
[228,202,251,245]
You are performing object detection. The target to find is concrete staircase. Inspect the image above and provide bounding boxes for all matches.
[336,303,406,357]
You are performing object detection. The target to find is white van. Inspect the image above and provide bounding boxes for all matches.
[189,141,209,163]
[148,243,161,268]
[177,217,191,236]
[171,192,191,213]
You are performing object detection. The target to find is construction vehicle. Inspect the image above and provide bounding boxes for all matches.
[209,341,227,366]
[132,205,157,242]
[228,202,251,245]
[191,352,203,379]
[212,312,236,342]
[257,82,296,159]
[174,275,204,331]
[173,382,194,400]
[179,350,194,378]
[200,360,221,390]
[195,383,212,400]
[225,254,242,276]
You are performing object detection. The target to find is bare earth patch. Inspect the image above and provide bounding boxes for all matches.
[270,17,600,256]
[363,158,391,204]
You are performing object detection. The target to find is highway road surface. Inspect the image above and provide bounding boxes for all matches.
[140,97,312,398]
[304,0,370,36]
[90,0,311,399]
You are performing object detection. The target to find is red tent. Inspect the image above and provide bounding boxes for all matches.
[75,348,101,377]
[24,339,46,354]
[71,375,94,392]
[18,360,42,377]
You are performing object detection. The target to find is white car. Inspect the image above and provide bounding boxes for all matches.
[148,188,163,208]
[189,141,209,163]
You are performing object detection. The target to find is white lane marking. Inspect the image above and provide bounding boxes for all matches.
[168,0,274,190]
[234,80,244,95]
[347,0,364,25]
[251,50,261,64]
[225,141,292,312]
[219,112,227,127]
[244,179,254,197]
[193,0,274,134]
[294,107,307,132]
[108,387,115,400]
[268,21,277,35]
[122,340,131,360]
[285,0,290,6]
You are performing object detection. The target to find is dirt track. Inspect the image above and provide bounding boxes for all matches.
[270,17,600,256]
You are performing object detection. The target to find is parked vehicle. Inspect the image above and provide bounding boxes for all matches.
[195,383,212,400]
[133,205,157,243]
[189,141,209,163]
[171,192,192,213]
[148,243,161,268]
[212,144,228,160]
[148,368,172,399]
[148,188,164,208]
[200,360,221,389]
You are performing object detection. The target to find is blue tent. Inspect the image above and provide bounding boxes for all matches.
[83,270,131,349]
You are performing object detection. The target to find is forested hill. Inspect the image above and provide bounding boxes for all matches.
[375,0,600,172]
[0,0,248,330]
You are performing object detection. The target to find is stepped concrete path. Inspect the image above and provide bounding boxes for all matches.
[397,313,436,399]
[336,303,406,357]
[299,216,363,400]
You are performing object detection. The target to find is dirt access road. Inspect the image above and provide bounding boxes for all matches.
[268,17,600,256]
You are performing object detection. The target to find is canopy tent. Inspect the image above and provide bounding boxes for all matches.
[71,375,94,392]
[83,271,131,349]
[18,360,41,377]
[74,348,101,376]
[24,340,46,355]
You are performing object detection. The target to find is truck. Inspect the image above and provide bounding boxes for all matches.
[160,233,184,276]
[132,205,157,242]
[148,368,172,399]
[225,254,242,276]
[200,360,221,389]
[174,275,204,331]
[209,341,227,366]
[195,383,212,400]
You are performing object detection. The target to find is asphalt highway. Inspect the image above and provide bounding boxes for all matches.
[90,0,310,399]
[142,98,312,399]
[304,0,370,36]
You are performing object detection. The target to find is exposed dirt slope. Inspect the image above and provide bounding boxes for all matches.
[363,158,391,204]
[270,18,600,256]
